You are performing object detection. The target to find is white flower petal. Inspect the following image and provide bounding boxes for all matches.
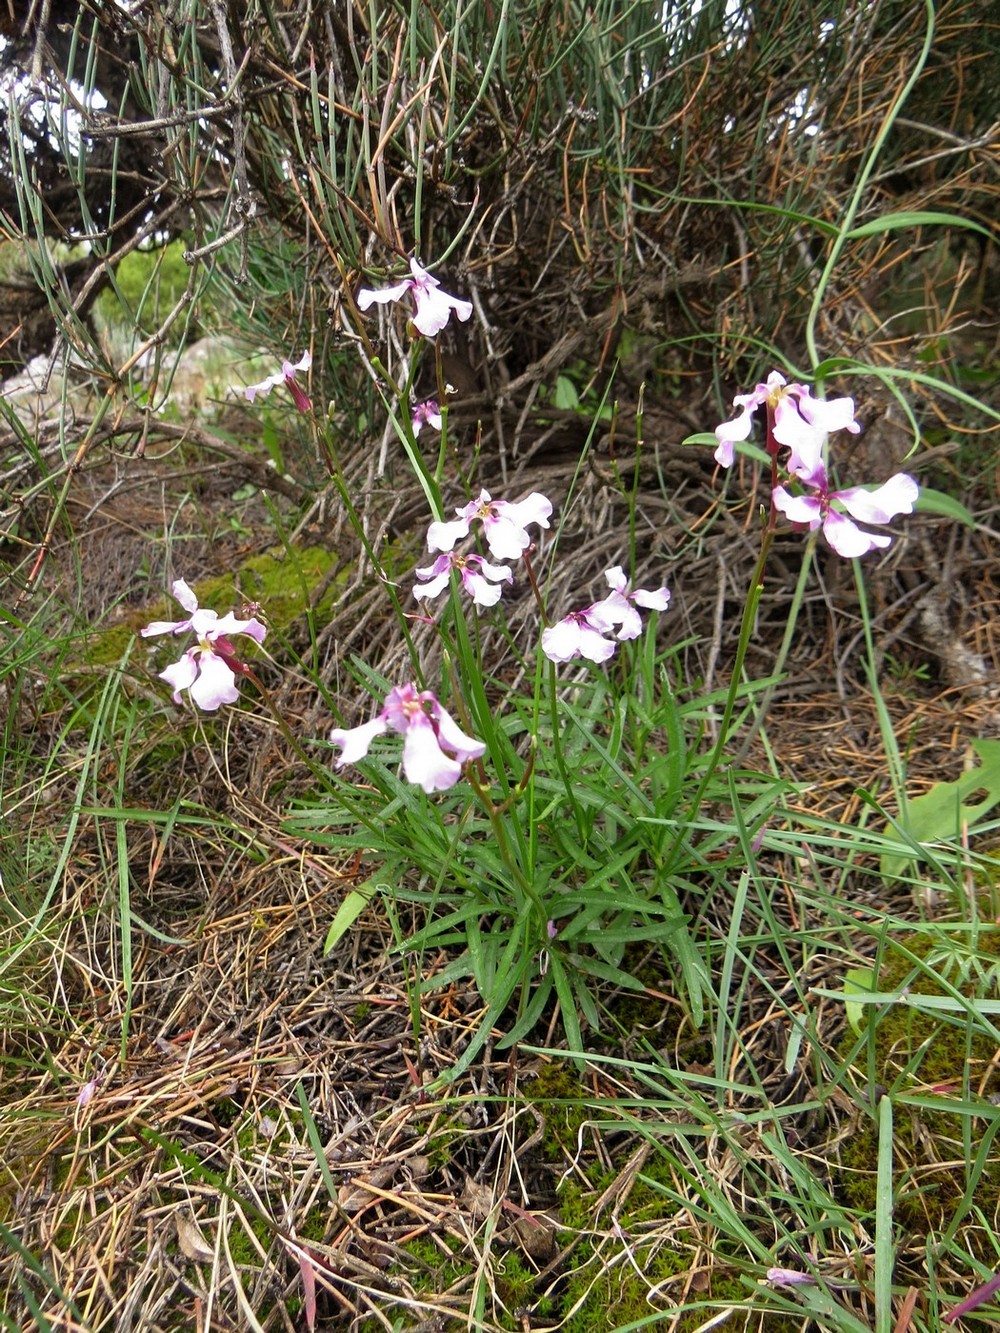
[244,373,282,403]
[772,486,822,527]
[411,287,463,338]
[426,517,471,552]
[822,511,890,558]
[633,586,671,612]
[401,719,463,792]
[213,611,268,643]
[189,651,240,711]
[141,618,186,638]
[836,474,919,524]
[541,620,584,663]
[503,492,553,532]
[171,579,199,614]
[477,557,514,584]
[328,717,389,767]
[412,571,451,601]
[432,704,486,764]
[463,571,504,607]
[159,651,198,703]
[356,279,412,311]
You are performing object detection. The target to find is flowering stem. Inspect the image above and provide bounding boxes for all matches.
[316,426,426,680]
[680,397,782,805]
[675,523,773,846]
[370,354,444,523]
[464,761,539,907]
[520,549,549,625]
[730,532,815,767]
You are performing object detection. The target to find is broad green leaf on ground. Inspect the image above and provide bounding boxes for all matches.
[324,877,385,953]
[881,739,1000,878]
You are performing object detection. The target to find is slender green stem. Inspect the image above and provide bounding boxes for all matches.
[731,530,817,767]
[684,525,773,821]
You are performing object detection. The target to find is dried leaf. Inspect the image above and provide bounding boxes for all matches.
[298,1248,317,1332]
[175,1212,215,1263]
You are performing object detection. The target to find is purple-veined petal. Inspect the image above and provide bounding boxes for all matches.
[380,683,425,734]
[835,473,919,524]
[412,400,443,435]
[415,554,453,579]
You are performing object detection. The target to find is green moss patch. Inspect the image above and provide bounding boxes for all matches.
[836,926,1000,1252]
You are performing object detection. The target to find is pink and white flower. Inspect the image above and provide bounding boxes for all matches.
[541,603,618,664]
[412,399,443,436]
[427,488,553,561]
[357,259,473,338]
[597,566,671,640]
[773,462,918,558]
[141,579,267,711]
[714,370,859,473]
[329,683,485,794]
[413,551,513,609]
[244,351,312,413]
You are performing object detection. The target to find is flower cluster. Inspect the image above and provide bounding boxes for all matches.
[427,488,553,561]
[542,566,670,664]
[328,683,485,794]
[413,551,513,609]
[141,580,267,711]
[714,370,858,472]
[714,370,918,557]
[357,259,473,339]
[413,488,553,609]
[144,241,923,811]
